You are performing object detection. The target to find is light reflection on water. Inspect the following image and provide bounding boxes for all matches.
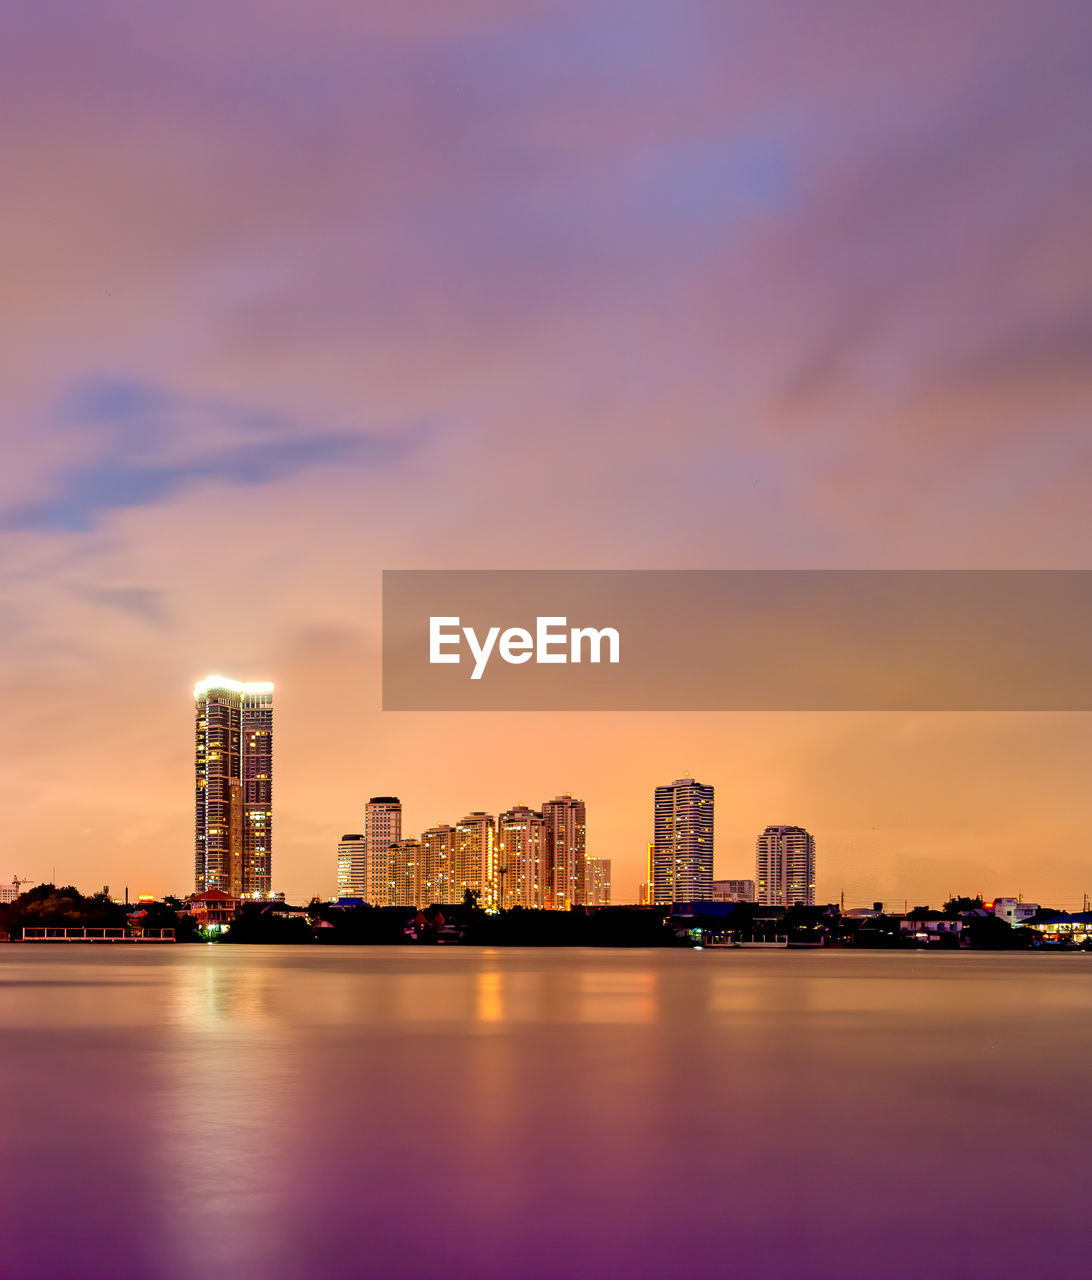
[0,947,1090,1280]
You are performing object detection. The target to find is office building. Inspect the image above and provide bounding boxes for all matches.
[337,834,366,899]
[364,797,401,905]
[497,805,546,908]
[586,857,611,906]
[194,676,274,898]
[755,825,815,907]
[453,811,496,907]
[651,776,714,904]
[541,795,587,909]
[712,879,755,903]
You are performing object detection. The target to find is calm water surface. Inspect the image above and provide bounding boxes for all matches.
[1,946,1089,1279]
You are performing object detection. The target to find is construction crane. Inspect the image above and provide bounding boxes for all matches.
[10,876,31,893]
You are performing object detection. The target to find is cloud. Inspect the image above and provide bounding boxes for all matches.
[79,586,170,626]
[1,378,432,532]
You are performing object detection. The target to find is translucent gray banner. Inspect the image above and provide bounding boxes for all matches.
[382,570,1092,711]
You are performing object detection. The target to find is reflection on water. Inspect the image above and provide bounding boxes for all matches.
[0,948,1090,1280]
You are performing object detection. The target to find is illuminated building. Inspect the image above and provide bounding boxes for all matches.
[364,797,401,905]
[755,825,815,907]
[712,879,755,903]
[388,838,423,907]
[991,897,1039,925]
[421,824,456,904]
[497,806,546,908]
[638,882,652,906]
[453,812,496,907]
[337,833,366,899]
[585,857,611,905]
[652,776,714,904]
[541,795,587,908]
[194,676,274,898]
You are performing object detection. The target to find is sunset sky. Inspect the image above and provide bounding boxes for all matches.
[2,1,1089,907]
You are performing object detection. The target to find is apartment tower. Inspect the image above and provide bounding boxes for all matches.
[194,676,274,898]
[364,797,401,905]
[336,834,366,899]
[651,776,714,904]
[453,812,496,907]
[541,795,587,909]
[755,825,816,907]
[497,805,546,908]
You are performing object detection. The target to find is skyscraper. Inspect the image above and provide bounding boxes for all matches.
[541,795,587,909]
[388,837,422,907]
[337,833,366,899]
[651,776,714,904]
[586,857,611,906]
[755,825,816,907]
[497,805,546,908]
[364,797,401,905]
[421,824,456,904]
[453,811,496,907]
[194,676,274,898]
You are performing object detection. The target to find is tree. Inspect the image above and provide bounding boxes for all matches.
[943,895,984,916]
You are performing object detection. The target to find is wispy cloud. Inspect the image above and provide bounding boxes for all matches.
[2,378,431,532]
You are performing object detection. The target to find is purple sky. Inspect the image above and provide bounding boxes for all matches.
[1,1,1090,905]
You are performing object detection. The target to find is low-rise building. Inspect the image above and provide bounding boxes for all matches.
[1022,912,1092,944]
[712,879,755,903]
[184,889,239,931]
[990,897,1039,926]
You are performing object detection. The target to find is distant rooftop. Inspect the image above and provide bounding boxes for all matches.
[194,675,274,696]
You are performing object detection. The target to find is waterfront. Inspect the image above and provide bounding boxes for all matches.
[1,948,1090,1280]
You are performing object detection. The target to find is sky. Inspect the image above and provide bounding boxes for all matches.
[1,0,1089,907]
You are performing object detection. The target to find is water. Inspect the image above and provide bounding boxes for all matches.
[0,946,1089,1280]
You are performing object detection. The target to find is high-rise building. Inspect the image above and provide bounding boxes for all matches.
[755,826,815,907]
[586,857,611,906]
[364,797,401,905]
[421,824,456,904]
[497,805,546,908]
[712,878,755,903]
[337,834,366,899]
[651,776,714,904]
[541,795,587,909]
[194,676,274,898]
[388,838,423,907]
[453,812,496,907]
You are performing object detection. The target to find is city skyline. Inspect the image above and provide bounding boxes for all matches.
[2,4,1088,911]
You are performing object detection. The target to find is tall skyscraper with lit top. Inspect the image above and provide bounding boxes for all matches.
[194,676,274,898]
[651,775,714,904]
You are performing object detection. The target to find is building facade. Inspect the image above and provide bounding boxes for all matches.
[388,838,423,907]
[541,795,587,909]
[586,857,611,906]
[421,824,456,904]
[755,825,815,907]
[712,879,756,903]
[364,797,401,905]
[194,676,274,898]
[453,811,496,907]
[497,805,546,908]
[336,834,366,899]
[651,776,714,904]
